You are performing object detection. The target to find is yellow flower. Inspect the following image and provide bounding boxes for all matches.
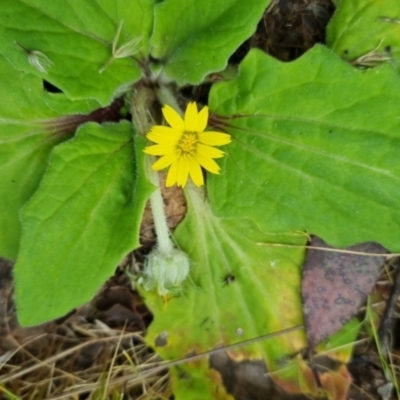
[144,102,231,187]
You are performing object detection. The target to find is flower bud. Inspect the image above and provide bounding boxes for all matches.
[139,247,190,295]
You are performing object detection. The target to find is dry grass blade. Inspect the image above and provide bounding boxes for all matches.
[257,242,399,258]
[0,327,157,400]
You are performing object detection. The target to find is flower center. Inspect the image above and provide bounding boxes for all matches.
[178,132,198,155]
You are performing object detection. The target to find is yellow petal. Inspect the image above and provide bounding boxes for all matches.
[194,153,221,174]
[196,106,208,132]
[177,157,190,187]
[198,132,231,146]
[143,144,176,156]
[188,157,204,187]
[152,152,179,170]
[166,161,179,187]
[147,126,182,144]
[162,105,185,131]
[184,102,198,132]
[146,133,179,146]
[197,143,224,158]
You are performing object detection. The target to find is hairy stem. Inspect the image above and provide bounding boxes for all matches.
[131,82,173,254]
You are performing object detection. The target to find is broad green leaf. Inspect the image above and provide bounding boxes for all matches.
[209,46,400,250]
[0,0,156,104]
[150,0,270,85]
[144,185,335,398]
[327,0,400,69]
[0,55,100,260]
[14,122,153,326]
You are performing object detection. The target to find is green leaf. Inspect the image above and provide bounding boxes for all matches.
[150,0,270,85]
[0,55,99,260]
[209,46,400,250]
[143,185,308,397]
[14,122,153,326]
[327,0,400,69]
[0,0,156,104]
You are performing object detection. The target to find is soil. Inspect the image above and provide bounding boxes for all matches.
[1,1,399,399]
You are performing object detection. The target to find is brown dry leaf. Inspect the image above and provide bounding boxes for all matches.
[302,236,387,348]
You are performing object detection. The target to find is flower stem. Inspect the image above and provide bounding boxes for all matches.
[131,82,174,254]
[146,158,173,254]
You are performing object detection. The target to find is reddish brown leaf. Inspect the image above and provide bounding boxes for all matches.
[302,236,387,347]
